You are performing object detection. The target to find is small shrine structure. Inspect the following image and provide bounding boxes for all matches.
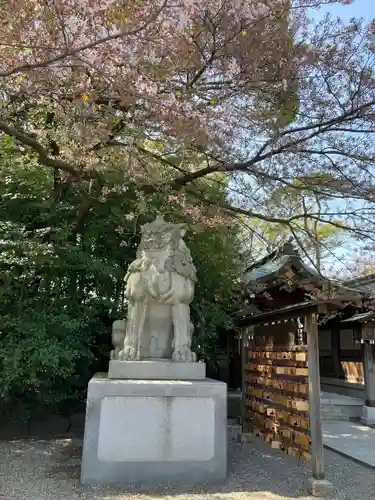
[236,241,367,497]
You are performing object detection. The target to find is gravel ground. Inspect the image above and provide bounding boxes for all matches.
[0,425,374,500]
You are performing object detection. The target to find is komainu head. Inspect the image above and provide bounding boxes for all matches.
[135,215,197,283]
[139,215,188,252]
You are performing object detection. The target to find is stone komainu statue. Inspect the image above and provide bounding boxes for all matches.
[113,215,197,363]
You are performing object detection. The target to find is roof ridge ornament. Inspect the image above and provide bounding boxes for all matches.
[278,237,299,257]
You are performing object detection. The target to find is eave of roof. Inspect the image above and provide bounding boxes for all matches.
[243,260,363,300]
[243,240,328,285]
[236,299,355,327]
[242,242,364,302]
[344,273,375,288]
[243,254,323,283]
[341,311,375,323]
[233,304,262,318]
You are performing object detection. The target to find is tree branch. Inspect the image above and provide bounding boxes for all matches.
[0,121,96,181]
[0,1,168,78]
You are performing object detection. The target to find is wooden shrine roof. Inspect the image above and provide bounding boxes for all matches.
[343,273,375,296]
[242,241,363,301]
[244,242,320,283]
[341,310,375,324]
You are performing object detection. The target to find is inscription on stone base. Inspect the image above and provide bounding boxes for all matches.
[97,395,214,462]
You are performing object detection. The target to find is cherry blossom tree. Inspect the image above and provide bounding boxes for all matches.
[0,0,374,242]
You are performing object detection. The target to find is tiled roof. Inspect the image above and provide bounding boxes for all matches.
[243,254,290,282]
[242,241,363,300]
[343,274,375,296]
[243,243,321,285]
[341,311,375,323]
[354,282,375,294]
[234,304,262,318]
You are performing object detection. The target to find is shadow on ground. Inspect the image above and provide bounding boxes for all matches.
[0,412,86,441]
[2,421,375,499]
[0,425,314,500]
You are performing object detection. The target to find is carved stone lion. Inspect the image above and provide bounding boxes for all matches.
[116,215,197,363]
[110,319,126,360]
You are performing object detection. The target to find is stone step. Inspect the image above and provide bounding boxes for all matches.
[321,392,363,421]
[227,391,364,421]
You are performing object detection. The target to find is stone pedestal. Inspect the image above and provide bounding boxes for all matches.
[81,373,227,486]
[108,359,206,380]
[361,405,375,426]
[307,478,334,498]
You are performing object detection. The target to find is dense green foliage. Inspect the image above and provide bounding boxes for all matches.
[0,138,240,420]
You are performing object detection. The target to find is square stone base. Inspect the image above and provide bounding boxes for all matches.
[307,478,334,498]
[81,373,227,486]
[361,405,375,426]
[108,359,206,380]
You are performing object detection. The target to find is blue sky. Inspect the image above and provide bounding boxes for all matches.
[310,1,375,274]
[313,0,375,21]
[236,1,374,274]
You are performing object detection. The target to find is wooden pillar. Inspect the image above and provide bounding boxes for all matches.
[240,330,248,433]
[363,340,375,407]
[241,327,254,435]
[306,311,325,481]
[331,326,341,379]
